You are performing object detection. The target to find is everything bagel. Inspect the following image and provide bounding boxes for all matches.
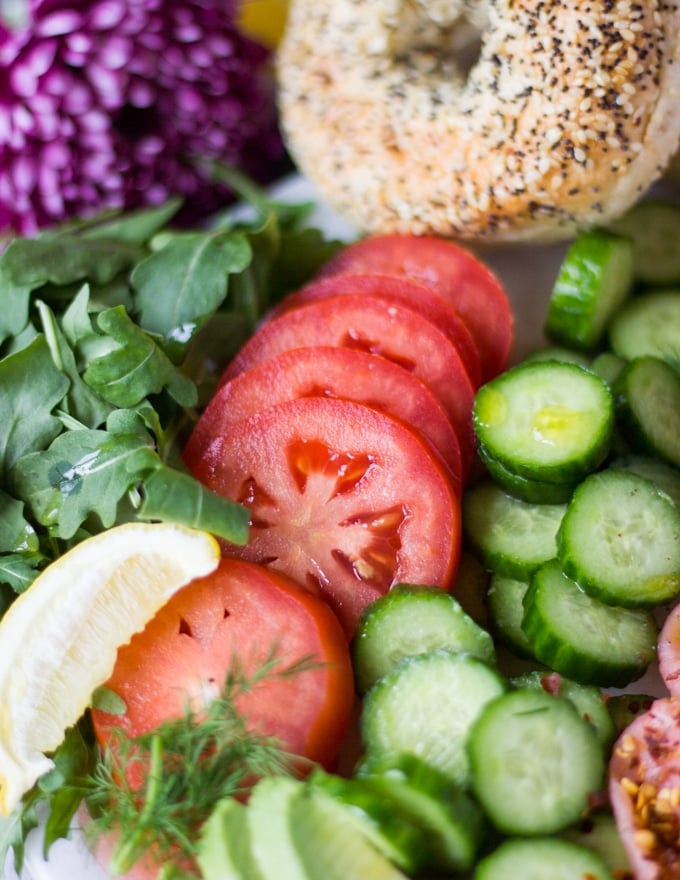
[277,0,680,243]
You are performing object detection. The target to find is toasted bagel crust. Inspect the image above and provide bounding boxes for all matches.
[277,0,680,242]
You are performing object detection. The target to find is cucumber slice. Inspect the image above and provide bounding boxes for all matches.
[355,752,487,873]
[613,356,680,469]
[510,670,615,750]
[608,199,680,285]
[247,776,309,880]
[468,688,605,835]
[306,770,427,874]
[452,550,490,629]
[197,797,263,880]
[609,454,680,507]
[608,289,680,361]
[605,692,655,735]
[487,574,535,659]
[478,443,578,504]
[562,811,631,878]
[352,585,495,694]
[545,228,634,350]
[360,650,507,788]
[463,480,566,580]
[557,470,680,608]
[473,361,614,483]
[590,351,627,387]
[290,786,410,880]
[521,560,657,688]
[523,346,593,368]
[473,837,614,880]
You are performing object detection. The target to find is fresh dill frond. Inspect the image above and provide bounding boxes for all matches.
[83,651,317,876]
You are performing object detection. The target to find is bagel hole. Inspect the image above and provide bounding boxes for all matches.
[447,20,484,77]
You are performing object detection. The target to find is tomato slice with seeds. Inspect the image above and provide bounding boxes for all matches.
[184,397,461,636]
[220,293,476,471]
[91,557,354,771]
[318,234,513,381]
[184,345,462,490]
[608,696,680,880]
[271,273,482,388]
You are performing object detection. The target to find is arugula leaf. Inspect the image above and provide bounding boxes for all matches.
[37,300,114,429]
[14,430,159,539]
[138,467,249,545]
[41,725,98,855]
[0,265,33,343]
[0,800,38,874]
[84,307,197,408]
[0,234,143,289]
[132,229,251,354]
[77,197,183,244]
[0,336,70,487]
[0,490,38,554]
[0,555,40,594]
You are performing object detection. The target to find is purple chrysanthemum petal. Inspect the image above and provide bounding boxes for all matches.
[0,0,283,235]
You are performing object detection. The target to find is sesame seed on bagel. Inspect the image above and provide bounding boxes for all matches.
[277,0,680,243]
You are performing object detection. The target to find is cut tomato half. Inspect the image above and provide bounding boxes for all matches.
[272,273,482,387]
[609,696,680,880]
[184,397,461,636]
[91,557,354,771]
[220,293,476,471]
[318,234,513,381]
[184,345,462,490]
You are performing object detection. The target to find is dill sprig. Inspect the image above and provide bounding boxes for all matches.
[83,650,317,876]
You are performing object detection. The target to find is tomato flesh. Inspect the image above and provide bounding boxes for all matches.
[273,273,482,387]
[318,234,513,381]
[91,558,355,771]
[220,293,476,470]
[184,397,461,636]
[184,345,462,490]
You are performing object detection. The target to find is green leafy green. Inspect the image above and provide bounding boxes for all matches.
[132,228,251,352]
[84,306,197,408]
[138,466,249,544]
[0,174,346,872]
[0,336,70,486]
[14,430,159,538]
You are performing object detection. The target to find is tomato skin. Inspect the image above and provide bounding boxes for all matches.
[317,234,513,381]
[91,558,355,771]
[272,273,482,388]
[185,396,461,636]
[608,697,680,880]
[220,292,476,471]
[184,345,462,491]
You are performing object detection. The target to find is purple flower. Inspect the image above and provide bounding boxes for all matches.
[0,0,284,235]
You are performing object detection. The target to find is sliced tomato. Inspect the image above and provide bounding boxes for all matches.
[608,697,680,879]
[184,397,461,636]
[318,234,513,381]
[91,557,354,771]
[184,345,462,490]
[271,273,482,388]
[220,293,476,471]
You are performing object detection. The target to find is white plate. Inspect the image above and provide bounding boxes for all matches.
[1,174,671,880]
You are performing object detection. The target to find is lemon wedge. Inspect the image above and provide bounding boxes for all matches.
[0,522,220,816]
